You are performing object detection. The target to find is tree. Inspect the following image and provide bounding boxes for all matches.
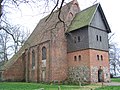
[109,43,120,76]
[4,24,30,54]
[109,34,120,76]
[0,30,10,62]
[0,24,30,62]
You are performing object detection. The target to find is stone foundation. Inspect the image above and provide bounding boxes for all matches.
[68,66,90,83]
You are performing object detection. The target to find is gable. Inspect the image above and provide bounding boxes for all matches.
[67,3,111,33]
[67,4,97,32]
[90,5,111,33]
[90,9,106,30]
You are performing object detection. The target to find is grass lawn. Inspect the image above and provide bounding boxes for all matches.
[95,86,120,90]
[111,78,120,82]
[0,82,100,90]
[0,81,120,90]
[95,78,120,90]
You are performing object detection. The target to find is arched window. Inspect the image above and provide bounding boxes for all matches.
[101,55,103,61]
[74,56,77,61]
[42,47,47,60]
[32,50,35,69]
[78,55,81,61]
[97,55,99,60]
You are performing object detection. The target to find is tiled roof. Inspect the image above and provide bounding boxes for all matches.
[68,4,98,32]
[67,3,111,33]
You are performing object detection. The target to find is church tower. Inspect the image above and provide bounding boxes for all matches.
[67,3,111,83]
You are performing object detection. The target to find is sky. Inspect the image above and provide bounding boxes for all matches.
[6,0,120,47]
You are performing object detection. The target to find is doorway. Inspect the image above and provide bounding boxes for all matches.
[98,69,103,82]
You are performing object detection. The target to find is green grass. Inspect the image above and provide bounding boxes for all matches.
[0,82,94,90]
[1,82,120,90]
[111,78,120,82]
[95,86,120,90]
[95,78,120,90]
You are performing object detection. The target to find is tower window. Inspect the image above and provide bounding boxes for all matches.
[78,55,81,61]
[78,36,80,42]
[74,37,77,43]
[97,55,99,60]
[100,36,102,42]
[74,56,77,61]
[96,35,98,41]
[101,55,103,61]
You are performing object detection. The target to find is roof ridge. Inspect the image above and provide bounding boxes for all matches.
[89,3,99,25]
[79,3,99,14]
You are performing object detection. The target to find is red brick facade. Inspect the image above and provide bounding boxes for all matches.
[67,49,110,83]
[2,55,25,81]
[0,0,110,83]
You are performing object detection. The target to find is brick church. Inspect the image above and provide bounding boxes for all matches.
[0,0,111,83]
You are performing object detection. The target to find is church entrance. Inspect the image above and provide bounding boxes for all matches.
[98,69,104,82]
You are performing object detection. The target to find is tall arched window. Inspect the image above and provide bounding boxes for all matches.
[42,47,47,67]
[42,47,47,60]
[32,50,35,69]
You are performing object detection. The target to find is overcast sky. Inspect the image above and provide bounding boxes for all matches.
[7,0,120,46]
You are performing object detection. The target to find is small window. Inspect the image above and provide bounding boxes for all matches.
[78,55,81,61]
[74,37,77,43]
[97,55,99,60]
[101,55,103,61]
[100,36,102,42]
[96,35,98,41]
[74,56,77,61]
[78,36,80,42]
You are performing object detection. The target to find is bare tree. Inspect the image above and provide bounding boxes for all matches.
[0,24,30,62]
[0,30,10,62]
[109,43,120,76]
[4,24,30,54]
[109,34,120,76]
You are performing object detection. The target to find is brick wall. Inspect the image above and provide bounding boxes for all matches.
[2,55,25,81]
[89,49,110,82]
[67,49,110,83]
[1,0,81,83]
[67,49,91,83]
[25,41,50,82]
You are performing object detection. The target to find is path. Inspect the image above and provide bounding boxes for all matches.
[103,82,120,86]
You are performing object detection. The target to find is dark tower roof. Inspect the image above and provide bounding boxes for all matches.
[68,3,111,33]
